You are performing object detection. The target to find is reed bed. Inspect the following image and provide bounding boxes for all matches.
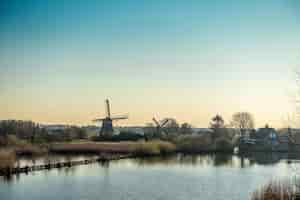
[0,150,16,170]
[251,180,296,200]
[50,141,176,156]
[14,144,48,156]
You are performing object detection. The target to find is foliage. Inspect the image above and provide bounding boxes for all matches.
[0,120,38,141]
[175,130,235,153]
[0,120,87,143]
[214,137,233,152]
[175,135,214,153]
[133,141,177,156]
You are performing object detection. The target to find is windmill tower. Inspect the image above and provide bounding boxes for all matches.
[93,99,128,136]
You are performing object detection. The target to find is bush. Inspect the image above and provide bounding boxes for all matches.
[214,137,234,152]
[175,135,214,153]
[133,141,177,156]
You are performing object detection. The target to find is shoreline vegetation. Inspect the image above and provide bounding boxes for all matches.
[251,180,299,200]
[0,133,236,176]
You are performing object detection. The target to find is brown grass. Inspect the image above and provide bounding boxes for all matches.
[0,135,48,156]
[251,181,295,200]
[50,141,176,156]
[0,150,16,169]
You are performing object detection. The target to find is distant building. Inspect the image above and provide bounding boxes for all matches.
[239,125,289,152]
[41,124,68,134]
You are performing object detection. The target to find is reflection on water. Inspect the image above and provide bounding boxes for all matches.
[0,153,299,200]
[14,154,99,168]
[131,152,298,168]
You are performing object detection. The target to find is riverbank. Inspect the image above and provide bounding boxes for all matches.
[0,140,177,176]
[0,135,239,176]
[0,153,134,176]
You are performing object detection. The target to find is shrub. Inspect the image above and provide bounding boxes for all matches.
[214,137,234,152]
[175,135,214,153]
[133,141,176,156]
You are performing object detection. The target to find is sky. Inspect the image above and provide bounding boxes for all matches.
[1,0,300,128]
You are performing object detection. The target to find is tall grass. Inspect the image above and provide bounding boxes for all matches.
[0,150,16,170]
[133,141,177,156]
[251,181,296,200]
[50,141,176,156]
[0,135,48,156]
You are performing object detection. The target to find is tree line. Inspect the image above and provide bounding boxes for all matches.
[0,120,87,145]
[0,112,255,144]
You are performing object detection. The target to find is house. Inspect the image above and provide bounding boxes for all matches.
[239,125,289,152]
[250,125,278,144]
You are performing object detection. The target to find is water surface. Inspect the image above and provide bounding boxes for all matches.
[0,153,298,200]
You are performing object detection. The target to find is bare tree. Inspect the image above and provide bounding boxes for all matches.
[231,112,254,136]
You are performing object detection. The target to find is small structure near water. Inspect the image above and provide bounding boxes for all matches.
[239,125,298,152]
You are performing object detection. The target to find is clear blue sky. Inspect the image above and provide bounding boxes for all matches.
[1,0,300,127]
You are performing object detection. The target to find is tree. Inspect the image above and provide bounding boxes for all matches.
[180,123,193,134]
[231,112,254,136]
[210,114,225,129]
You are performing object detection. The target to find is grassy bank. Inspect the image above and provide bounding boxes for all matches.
[0,150,16,173]
[50,141,177,156]
[1,135,48,156]
[251,181,297,200]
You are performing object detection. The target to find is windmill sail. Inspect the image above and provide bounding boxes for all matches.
[92,99,128,136]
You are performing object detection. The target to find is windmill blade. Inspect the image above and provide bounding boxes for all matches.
[152,118,160,127]
[162,129,169,136]
[92,118,106,122]
[111,115,128,120]
[160,118,169,127]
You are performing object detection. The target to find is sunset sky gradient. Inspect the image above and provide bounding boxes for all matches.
[1,0,300,127]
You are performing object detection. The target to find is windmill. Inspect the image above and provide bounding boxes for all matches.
[152,117,170,136]
[93,99,128,136]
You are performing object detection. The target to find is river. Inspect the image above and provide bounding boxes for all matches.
[0,153,298,200]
